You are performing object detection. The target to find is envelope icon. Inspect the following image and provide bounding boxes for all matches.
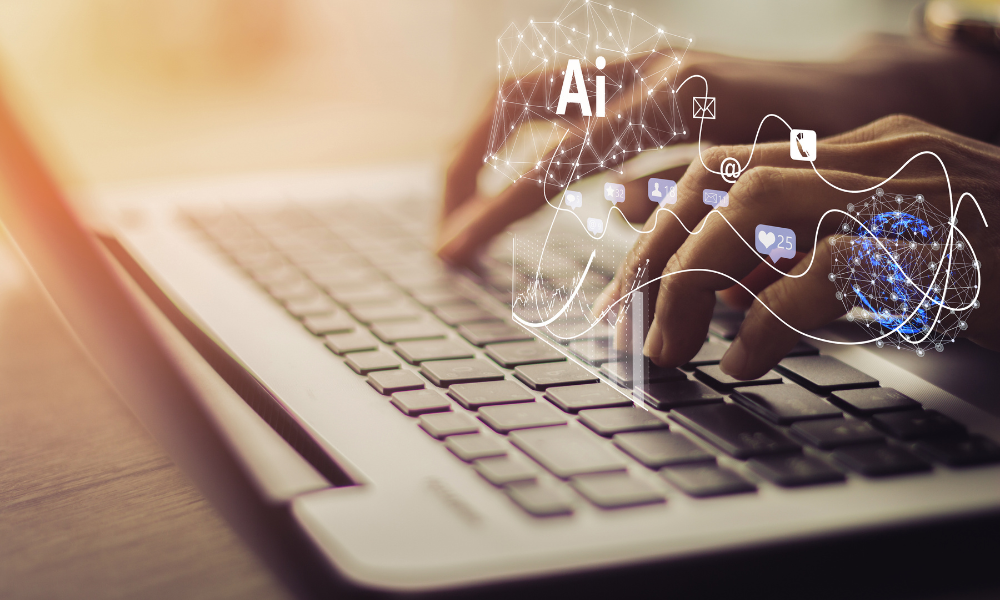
[693,96,716,120]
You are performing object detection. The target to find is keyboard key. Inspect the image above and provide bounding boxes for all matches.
[485,340,566,368]
[445,434,507,461]
[790,418,884,449]
[458,322,534,346]
[266,279,320,301]
[324,332,378,355]
[640,380,725,411]
[410,287,472,307]
[786,340,820,357]
[479,402,567,433]
[579,406,669,437]
[284,294,339,318]
[302,312,355,335]
[474,456,538,486]
[747,454,845,487]
[567,339,620,366]
[418,412,479,439]
[777,356,878,393]
[371,320,448,343]
[832,444,931,477]
[871,410,966,441]
[552,321,613,344]
[249,264,301,286]
[600,359,687,387]
[308,268,377,288]
[349,301,422,324]
[732,384,842,425]
[510,427,627,478]
[570,472,665,509]
[613,431,715,468]
[367,369,425,395]
[345,351,400,375]
[915,436,1000,467]
[420,359,505,387]
[544,383,632,413]
[433,304,501,326]
[448,380,535,410]
[684,341,729,367]
[829,387,921,415]
[671,403,800,459]
[694,365,783,389]
[394,339,474,364]
[513,362,599,390]
[660,464,756,497]
[328,284,403,306]
[504,481,574,516]
[390,389,451,416]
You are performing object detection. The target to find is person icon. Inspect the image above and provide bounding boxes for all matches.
[652,182,662,197]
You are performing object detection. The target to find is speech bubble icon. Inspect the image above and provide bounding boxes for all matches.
[648,178,677,205]
[703,189,729,208]
[755,224,796,263]
[604,182,626,204]
[563,190,583,210]
[587,218,604,235]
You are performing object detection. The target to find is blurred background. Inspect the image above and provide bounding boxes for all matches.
[0,0,924,190]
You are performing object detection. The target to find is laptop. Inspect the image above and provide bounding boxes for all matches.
[2,72,1000,598]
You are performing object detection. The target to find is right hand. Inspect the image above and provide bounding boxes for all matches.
[436,35,1000,266]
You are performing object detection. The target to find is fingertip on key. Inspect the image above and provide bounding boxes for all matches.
[643,318,665,360]
[719,337,749,378]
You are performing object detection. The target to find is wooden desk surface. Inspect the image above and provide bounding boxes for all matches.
[0,237,290,600]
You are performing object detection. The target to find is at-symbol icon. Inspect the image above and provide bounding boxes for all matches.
[720,157,741,183]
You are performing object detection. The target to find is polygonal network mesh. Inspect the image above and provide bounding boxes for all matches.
[486,1,692,194]
[829,189,981,356]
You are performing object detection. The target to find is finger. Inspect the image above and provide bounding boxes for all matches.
[436,178,548,265]
[643,166,886,367]
[592,145,738,322]
[595,138,798,338]
[718,251,806,310]
[720,236,845,379]
[443,97,499,218]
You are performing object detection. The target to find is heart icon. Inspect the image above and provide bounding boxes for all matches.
[759,230,775,248]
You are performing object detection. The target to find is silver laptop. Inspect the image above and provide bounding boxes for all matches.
[3,84,999,597]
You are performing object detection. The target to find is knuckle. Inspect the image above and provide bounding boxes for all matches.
[700,145,730,167]
[734,166,785,206]
[876,113,928,133]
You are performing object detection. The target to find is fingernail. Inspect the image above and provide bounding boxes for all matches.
[643,318,664,359]
[720,337,748,377]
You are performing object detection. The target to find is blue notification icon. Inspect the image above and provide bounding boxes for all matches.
[648,178,677,204]
[703,189,729,208]
[755,224,796,263]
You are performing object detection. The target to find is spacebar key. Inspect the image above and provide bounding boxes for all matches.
[510,427,627,479]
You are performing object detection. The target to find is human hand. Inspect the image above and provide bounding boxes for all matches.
[594,115,1000,381]
[437,35,1000,264]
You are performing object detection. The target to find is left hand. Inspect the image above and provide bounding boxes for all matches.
[593,114,1000,379]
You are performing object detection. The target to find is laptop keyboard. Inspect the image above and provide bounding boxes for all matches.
[185,202,1000,517]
